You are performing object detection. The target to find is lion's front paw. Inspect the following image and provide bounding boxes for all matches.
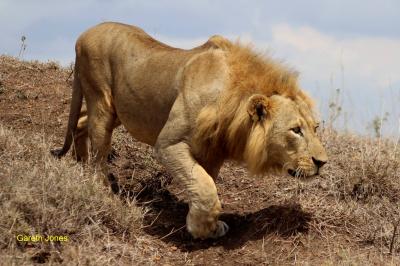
[209,220,229,238]
[187,217,229,239]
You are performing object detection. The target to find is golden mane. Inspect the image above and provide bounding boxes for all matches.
[226,42,314,106]
[192,42,316,174]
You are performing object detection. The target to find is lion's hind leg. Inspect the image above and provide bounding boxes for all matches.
[86,95,118,188]
[71,110,89,162]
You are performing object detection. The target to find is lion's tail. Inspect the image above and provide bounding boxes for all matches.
[51,57,83,158]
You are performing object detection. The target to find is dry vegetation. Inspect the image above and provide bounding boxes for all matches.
[0,55,400,265]
[0,127,152,265]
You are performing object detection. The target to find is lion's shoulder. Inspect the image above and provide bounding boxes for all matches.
[200,35,233,50]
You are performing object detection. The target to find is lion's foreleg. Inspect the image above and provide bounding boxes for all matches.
[156,142,229,239]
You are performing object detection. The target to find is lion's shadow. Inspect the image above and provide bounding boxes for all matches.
[117,175,312,252]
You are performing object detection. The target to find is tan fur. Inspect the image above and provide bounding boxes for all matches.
[53,22,327,239]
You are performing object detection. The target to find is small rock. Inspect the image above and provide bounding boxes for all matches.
[16,91,28,100]
[319,180,328,189]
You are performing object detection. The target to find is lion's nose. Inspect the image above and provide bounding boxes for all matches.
[312,157,326,168]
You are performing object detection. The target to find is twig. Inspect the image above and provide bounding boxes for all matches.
[141,210,163,229]
[159,225,185,240]
[389,220,399,254]
[8,216,17,233]
[86,215,105,233]
[140,198,161,205]
[66,68,73,82]
[18,36,27,59]
[134,185,147,200]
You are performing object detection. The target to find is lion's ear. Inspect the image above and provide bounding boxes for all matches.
[247,94,270,122]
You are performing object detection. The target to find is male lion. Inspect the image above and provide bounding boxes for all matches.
[52,22,328,239]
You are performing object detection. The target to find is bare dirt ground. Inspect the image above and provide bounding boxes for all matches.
[1,55,400,265]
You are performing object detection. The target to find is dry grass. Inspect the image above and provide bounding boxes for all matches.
[220,127,400,265]
[0,55,400,264]
[0,126,155,265]
[293,128,400,261]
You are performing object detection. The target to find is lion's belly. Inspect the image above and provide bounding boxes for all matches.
[113,83,178,146]
[111,50,191,146]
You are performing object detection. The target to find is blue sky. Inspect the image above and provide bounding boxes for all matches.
[1,0,399,136]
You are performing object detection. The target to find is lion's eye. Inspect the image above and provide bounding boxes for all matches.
[314,125,319,133]
[291,127,303,136]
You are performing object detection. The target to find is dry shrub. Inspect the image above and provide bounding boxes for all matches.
[0,126,152,265]
[302,128,400,254]
[238,126,400,263]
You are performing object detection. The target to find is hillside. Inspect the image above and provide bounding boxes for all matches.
[0,55,399,265]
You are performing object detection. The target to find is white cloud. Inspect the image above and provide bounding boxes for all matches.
[261,24,400,134]
[155,24,400,134]
[155,24,400,95]
[268,24,400,90]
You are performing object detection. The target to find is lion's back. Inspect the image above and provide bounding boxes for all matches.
[75,22,175,59]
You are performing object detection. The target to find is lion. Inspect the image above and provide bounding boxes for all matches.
[52,22,328,239]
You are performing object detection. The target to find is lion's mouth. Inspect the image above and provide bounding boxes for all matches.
[288,169,317,179]
[288,169,297,177]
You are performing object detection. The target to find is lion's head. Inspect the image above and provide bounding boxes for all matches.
[192,42,327,179]
[242,93,327,178]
